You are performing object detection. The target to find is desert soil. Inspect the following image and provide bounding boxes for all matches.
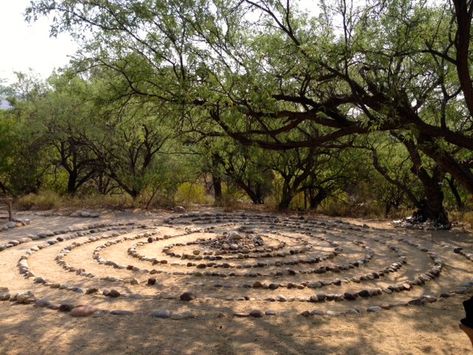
[0,208,472,355]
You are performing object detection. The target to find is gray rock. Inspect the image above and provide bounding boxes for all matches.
[0,292,11,301]
[171,312,195,320]
[15,291,35,304]
[111,310,134,316]
[151,310,172,319]
[35,299,53,308]
[34,277,46,284]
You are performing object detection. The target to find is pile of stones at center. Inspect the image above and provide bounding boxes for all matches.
[201,231,267,254]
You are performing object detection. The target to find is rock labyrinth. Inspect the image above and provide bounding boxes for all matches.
[1,212,473,320]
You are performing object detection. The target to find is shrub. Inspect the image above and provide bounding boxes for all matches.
[174,182,212,206]
[17,191,61,210]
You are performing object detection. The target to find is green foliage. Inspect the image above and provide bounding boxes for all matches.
[1,0,471,224]
[174,182,212,206]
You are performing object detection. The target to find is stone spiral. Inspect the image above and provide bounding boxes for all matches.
[0,212,472,319]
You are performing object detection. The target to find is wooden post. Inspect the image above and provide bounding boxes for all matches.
[0,198,13,222]
[7,198,12,221]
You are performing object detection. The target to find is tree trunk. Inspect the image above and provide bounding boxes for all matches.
[278,185,293,210]
[309,189,328,210]
[6,199,13,222]
[254,183,265,204]
[234,180,263,204]
[447,177,465,210]
[67,171,78,195]
[213,174,222,205]
[411,179,450,228]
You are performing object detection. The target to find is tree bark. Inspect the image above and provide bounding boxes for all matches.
[278,185,294,210]
[309,188,328,210]
[447,176,465,210]
[67,171,78,195]
[212,174,222,204]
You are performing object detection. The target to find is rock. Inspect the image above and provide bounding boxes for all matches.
[268,283,279,290]
[345,308,360,315]
[151,310,172,319]
[35,299,52,308]
[106,289,121,298]
[344,292,358,301]
[422,295,437,303]
[147,278,157,286]
[0,292,11,301]
[408,298,425,306]
[171,312,196,320]
[249,310,264,318]
[59,303,74,312]
[80,211,100,218]
[252,281,263,288]
[367,306,382,313]
[86,288,99,295]
[180,292,196,301]
[70,305,97,317]
[174,206,186,213]
[111,310,134,316]
[129,278,139,285]
[15,291,35,304]
[358,290,371,298]
[308,282,322,289]
[193,250,201,255]
[6,221,16,229]
[233,312,250,317]
[300,310,311,317]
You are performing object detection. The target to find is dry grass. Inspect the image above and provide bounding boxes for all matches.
[14,190,472,230]
[16,192,134,211]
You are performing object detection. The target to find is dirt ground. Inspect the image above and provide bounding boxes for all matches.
[0,209,472,355]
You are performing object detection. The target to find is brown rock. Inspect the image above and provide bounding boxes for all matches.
[180,292,195,301]
[70,305,97,317]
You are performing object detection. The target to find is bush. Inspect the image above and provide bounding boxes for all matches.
[17,191,61,210]
[174,182,212,206]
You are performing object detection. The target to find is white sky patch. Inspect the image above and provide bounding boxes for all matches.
[0,0,343,85]
[0,0,77,84]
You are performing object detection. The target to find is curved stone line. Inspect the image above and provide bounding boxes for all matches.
[129,232,341,269]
